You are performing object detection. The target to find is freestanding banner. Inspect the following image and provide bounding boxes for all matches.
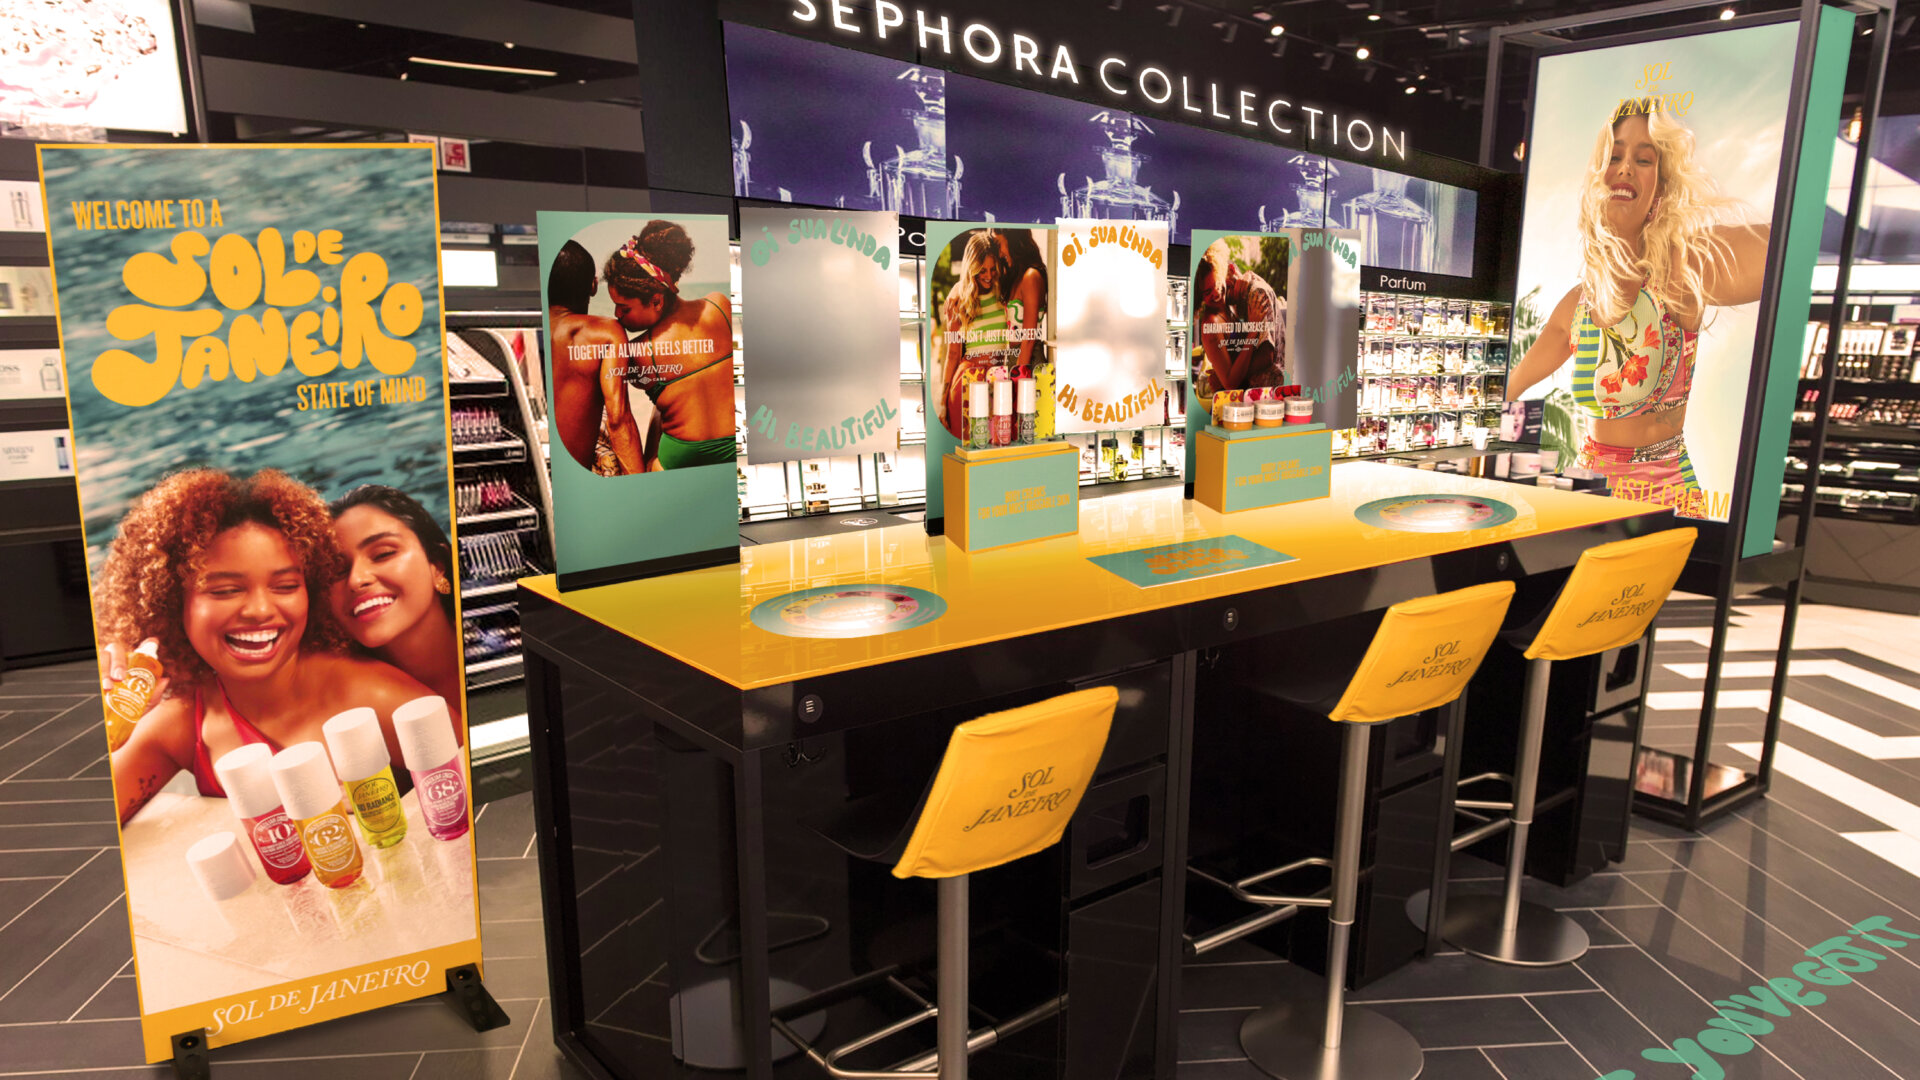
[738,207,901,464]
[537,212,740,588]
[1509,19,1840,530]
[1184,229,1362,478]
[39,144,484,1062]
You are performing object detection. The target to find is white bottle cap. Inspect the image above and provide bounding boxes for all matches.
[393,696,459,771]
[132,640,159,660]
[214,743,283,820]
[992,379,1013,414]
[187,831,256,902]
[1017,377,1036,412]
[270,742,342,822]
[967,381,989,418]
[322,707,389,782]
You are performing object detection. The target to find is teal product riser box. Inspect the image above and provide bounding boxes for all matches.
[943,443,1081,552]
[1195,427,1333,513]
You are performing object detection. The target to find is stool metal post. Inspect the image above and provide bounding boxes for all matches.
[1322,723,1368,1050]
[1500,658,1550,937]
[938,875,969,1080]
[1443,656,1589,967]
[1240,723,1422,1080]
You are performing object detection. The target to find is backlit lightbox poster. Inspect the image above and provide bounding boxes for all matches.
[38,144,481,1061]
[1050,218,1169,436]
[537,211,740,587]
[1509,15,1849,534]
[739,207,901,464]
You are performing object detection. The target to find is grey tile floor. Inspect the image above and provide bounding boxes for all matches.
[4,595,1920,1079]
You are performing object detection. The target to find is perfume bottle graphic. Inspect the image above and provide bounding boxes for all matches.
[863,67,962,218]
[1342,169,1434,273]
[731,120,753,198]
[39,356,60,392]
[1058,111,1179,237]
[1259,154,1330,231]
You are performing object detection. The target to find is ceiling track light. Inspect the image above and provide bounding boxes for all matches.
[1319,51,1335,71]
[1355,45,1371,60]
[407,56,558,77]
[1269,24,1286,37]
[1154,2,1182,27]
[1251,4,1272,20]
[1404,85,1417,94]
[1719,6,1735,19]
[1212,19,1238,43]
[1269,35,1288,56]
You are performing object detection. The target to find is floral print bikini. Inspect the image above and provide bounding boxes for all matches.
[1569,288,1707,518]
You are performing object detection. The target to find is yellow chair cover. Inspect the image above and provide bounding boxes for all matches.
[1524,528,1697,662]
[892,686,1119,880]
[1327,581,1516,725]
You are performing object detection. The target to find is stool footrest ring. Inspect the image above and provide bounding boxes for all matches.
[771,977,1064,1080]
[1230,856,1336,908]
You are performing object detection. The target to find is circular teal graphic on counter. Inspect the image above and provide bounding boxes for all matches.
[750,585,948,638]
[1354,494,1518,533]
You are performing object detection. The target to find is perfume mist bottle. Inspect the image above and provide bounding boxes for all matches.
[323,707,408,850]
[1260,154,1330,230]
[1343,170,1434,273]
[39,357,60,393]
[1058,112,1179,237]
[270,743,364,889]
[731,121,753,198]
[394,696,470,841]
[215,743,312,886]
[865,67,962,217]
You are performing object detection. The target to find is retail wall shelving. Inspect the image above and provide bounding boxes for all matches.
[1782,317,1920,612]
[1340,292,1512,457]
[446,325,557,691]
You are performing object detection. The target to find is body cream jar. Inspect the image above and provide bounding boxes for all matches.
[1255,400,1286,428]
[1220,402,1255,431]
[1285,397,1315,423]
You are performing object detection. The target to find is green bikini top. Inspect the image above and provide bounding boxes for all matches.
[629,297,734,403]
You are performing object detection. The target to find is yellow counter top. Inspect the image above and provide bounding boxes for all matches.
[520,462,1668,690]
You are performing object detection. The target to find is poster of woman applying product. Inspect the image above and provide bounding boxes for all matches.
[1509,21,1807,522]
[536,211,740,587]
[38,143,482,1061]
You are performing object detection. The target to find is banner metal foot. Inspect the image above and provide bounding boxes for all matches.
[446,963,511,1032]
[170,1029,211,1080]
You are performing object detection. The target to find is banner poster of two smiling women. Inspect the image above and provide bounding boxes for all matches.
[38,143,484,1062]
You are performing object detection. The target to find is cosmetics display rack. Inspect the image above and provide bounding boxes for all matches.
[1783,318,1920,613]
[445,327,557,691]
[731,252,1192,520]
[1338,292,1512,458]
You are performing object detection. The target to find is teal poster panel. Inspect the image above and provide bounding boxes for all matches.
[537,211,739,585]
[1089,535,1296,587]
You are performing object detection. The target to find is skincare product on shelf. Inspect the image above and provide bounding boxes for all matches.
[1255,400,1285,428]
[271,743,365,889]
[103,641,162,752]
[1016,377,1037,445]
[394,696,470,842]
[214,743,313,886]
[1220,402,1255,431]
[1285,398,1314,424]
[322,707,408,850]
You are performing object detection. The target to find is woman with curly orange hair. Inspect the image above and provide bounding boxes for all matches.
[102,469,437,825]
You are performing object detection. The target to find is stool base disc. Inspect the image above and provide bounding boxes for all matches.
[1240,1001,1424,1080]
[670,978,824,1069]
[1443,895,1590,967]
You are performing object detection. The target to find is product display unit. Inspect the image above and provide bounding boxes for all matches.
[1344,290,1513,457]
[445,327,557,693]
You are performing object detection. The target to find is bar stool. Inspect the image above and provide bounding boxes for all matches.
[772,685,1119,1080]
[1436,527,1696,967]
[1234,581,1514,1080]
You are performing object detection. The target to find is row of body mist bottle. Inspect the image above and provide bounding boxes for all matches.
[190,696,470,901]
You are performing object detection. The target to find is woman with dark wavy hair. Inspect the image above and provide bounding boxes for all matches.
[101,469,434,825]
[328,485,463,718]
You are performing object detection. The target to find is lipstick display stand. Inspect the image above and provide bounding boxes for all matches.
[941,441,1080,553]
[1193,424,1333,514]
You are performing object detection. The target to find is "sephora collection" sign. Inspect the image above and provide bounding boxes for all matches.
[787,0,1411,160]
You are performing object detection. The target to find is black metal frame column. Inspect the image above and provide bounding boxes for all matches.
[1480,0,1893,830]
